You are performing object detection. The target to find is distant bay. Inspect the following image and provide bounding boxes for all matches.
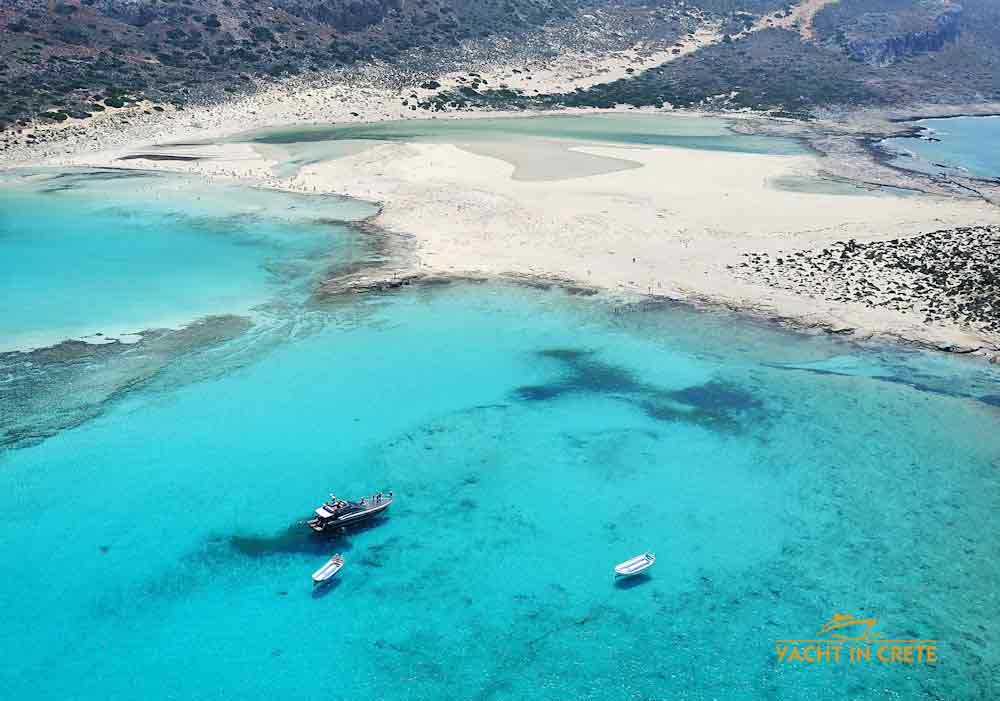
[883,115,1000,180]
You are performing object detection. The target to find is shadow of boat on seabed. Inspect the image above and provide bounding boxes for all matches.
[226,515,390,559]
[311,577,344,599]
[614,573,652,590]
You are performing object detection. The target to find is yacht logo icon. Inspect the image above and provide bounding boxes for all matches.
[817,613,880,641]
[775,613,938,665]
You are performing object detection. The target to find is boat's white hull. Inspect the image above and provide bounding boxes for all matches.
[312,557,344,587]
[614,553,655,578]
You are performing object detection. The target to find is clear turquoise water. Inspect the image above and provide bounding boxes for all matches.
[2,170,1000,700]
[884,115,1000,180]
[0,169,374,351]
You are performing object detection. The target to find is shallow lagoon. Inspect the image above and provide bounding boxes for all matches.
[238,113,809,181]
[240,113,908,197]
[1,166,999,700]
[0,169,374,351]
[245,113,807,152]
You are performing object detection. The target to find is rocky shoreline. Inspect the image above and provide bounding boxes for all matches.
[732,226,1000,352]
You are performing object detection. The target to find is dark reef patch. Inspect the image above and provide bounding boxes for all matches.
[356,554,385,569]
[459,498,478,512]
[33,169,158,193]
[0,315,252,453]
[513,348,766,431]
[766,361,1000,408]
[516,348,644,400]
[117,154,203,162]
[669,380,763,413]
[516,384,569,401]
[538,349,590,362]
[563,285,600,297]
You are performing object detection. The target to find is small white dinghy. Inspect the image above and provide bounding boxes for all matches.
[614,552,655,578]
[312,554,344,588]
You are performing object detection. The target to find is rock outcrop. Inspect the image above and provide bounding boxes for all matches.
[732,225,1000,335]
[826,0,963,67]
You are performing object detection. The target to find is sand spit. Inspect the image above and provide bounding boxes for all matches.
[15,109,1000,359]
[298,139,1000,356]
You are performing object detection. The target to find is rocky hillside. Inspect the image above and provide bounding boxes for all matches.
[0,0,595,127]
[425,0,1000,117]
[1,0,998,129]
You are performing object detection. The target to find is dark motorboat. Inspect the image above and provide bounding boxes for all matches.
[307,491,393,533]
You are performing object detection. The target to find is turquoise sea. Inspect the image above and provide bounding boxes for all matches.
[884,115,1000,180]
[2,141,1000,699]
[0,169,375,351]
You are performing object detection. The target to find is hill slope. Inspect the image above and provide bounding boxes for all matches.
[1,0,999,129]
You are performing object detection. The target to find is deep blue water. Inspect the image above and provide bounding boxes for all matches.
[884,115,1000,180]
[1,169,999,700]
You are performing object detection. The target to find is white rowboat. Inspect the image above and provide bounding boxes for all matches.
[614,552,655,578]
[312,554,345,587]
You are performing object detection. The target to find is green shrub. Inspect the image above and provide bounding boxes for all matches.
[250,27,274,43]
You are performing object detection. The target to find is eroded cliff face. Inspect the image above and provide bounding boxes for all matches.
[815,0,963,66]
[845,2,962,66]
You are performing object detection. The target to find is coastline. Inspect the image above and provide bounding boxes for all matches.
[274,135,1000,360]
[4,64,1000,361]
